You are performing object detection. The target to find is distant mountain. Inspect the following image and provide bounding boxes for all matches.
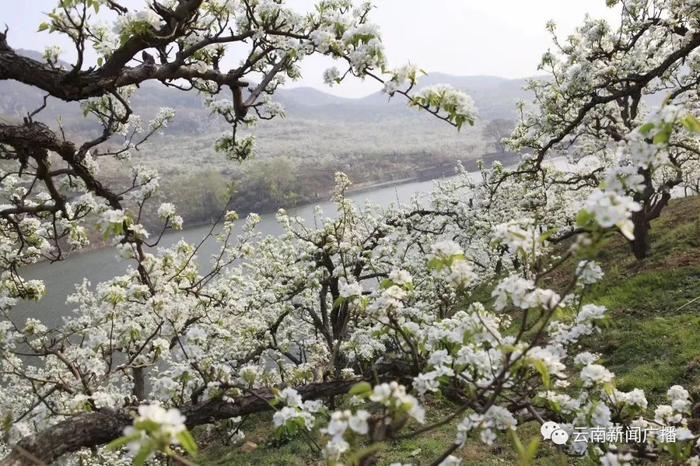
[351,73,532,121]
[0,50,534,135]
[1,51,533,218]
[268,72,533,123]
[277,87,357,107]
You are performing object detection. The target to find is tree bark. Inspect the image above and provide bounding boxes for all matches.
[630,210,651,260]
[1,411,132,466]
[629,190,671,260]
[1,380,357,466]
[132,367,146,401]
[0,26,248,104]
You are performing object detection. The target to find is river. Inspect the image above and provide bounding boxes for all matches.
[15,177,446,327]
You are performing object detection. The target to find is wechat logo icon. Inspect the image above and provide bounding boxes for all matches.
[540,421,569,445]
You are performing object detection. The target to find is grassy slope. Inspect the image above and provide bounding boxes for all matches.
[588,196,700,398]
[198,196,700,466]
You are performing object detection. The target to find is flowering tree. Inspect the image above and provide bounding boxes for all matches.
[508,0,700,259]
[0,0,475,295]
[0,0,474,464]
[0,1,699,466]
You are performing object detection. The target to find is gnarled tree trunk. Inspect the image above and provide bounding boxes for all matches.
[1,380,356,466]
[631,210,652,260]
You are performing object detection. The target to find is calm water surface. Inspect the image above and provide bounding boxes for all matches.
[16,177,447,327]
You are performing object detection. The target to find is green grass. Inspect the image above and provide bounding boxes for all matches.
[197,196,700,466]
[196,407,566,466]
[589,267,700,315]
[197,411,593,466]
[582,196,700,400]
[598,314,700,396]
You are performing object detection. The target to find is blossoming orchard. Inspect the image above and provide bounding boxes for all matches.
[0,0,699,465]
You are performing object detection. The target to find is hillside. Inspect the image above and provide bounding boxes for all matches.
[0,52,531,129]
[197,195,700,466]
[0,50,528,224]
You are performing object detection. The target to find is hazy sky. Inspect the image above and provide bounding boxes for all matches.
[2,1,619,97]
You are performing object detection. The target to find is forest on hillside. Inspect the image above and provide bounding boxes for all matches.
[1,58,520,225]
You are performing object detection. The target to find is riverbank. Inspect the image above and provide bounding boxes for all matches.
[344,151,516,196]
[16,173,480,325]
[198,195,700,466]
[79,152,518,255]
[16,154,520,326]
[74,171,448,255]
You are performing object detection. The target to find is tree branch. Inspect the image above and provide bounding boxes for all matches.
[0,380,357,466]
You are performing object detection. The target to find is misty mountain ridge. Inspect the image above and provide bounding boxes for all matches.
[0,50,524,225]
[280,72,532,120]
[0,49,533,134]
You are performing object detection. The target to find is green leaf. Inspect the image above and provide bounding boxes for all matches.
[539,227,558,242]
[333,296,346,308]
[530,358,551,388]
[681,115,700,133]
[106,433,142,451]
[511,428,525,457]
[133,444,152,466]
[575,209,594,229]
[427,257,444,270]
[602,382,616,396]
[2,413,12,433]
[176,430,198,457]
[510,430,540,466]
[37,22,50,32]
[500,343,517,355]
[638,123,655,135]
[134,419,160,433]
[348,381,372,396]
[349,443,384,463]
[525,437,540,465]
[653,128,671,145]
